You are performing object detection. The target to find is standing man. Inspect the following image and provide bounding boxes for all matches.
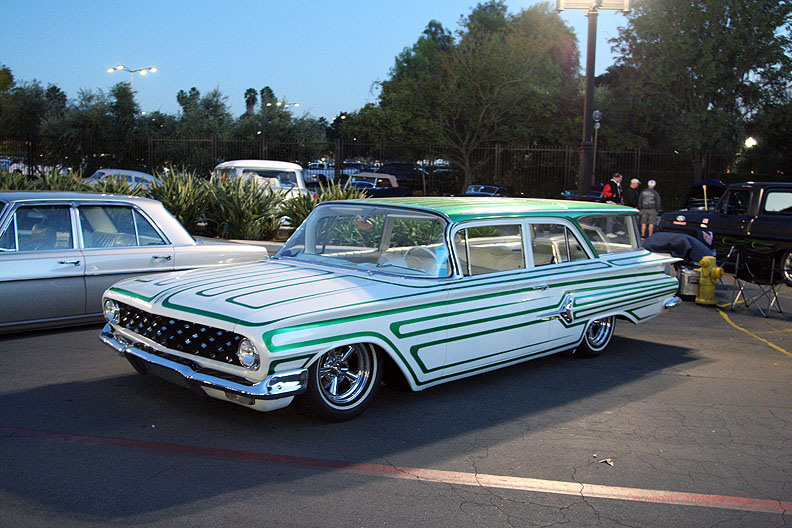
[638,179,662,238]
[625,178,641,208]
[602,172,623,204]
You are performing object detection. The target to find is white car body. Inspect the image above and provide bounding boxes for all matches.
[86,169,159,189]
[212,160,307,198]
[99,197,681,421]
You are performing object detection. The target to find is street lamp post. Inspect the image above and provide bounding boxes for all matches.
[557,0,631,200]
[107,64,158,90]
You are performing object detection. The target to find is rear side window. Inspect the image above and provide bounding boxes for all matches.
[530,224,588,265]
[79,205,166,247]
[578,215,640,254]
[763,191,792,215]
[454,224,525,276]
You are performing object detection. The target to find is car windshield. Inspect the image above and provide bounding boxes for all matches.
[276,204,451,278]
[350,176,377,185]
[242,169,298,186]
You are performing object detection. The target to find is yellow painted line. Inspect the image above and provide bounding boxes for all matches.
[717,309,792,358]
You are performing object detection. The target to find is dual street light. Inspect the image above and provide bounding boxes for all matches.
[107,64,157,90]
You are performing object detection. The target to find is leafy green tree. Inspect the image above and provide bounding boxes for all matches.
[368,1,581,190]
[606,0,792,177]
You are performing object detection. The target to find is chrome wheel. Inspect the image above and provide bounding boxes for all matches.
[575,316,615,358]
[318,344,374,406]
[299,343,382,421]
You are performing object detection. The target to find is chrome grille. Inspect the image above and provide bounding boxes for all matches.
[116,301,243,366]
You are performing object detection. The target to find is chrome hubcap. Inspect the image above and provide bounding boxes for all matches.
[586,316,614,348]
[318,344,373,406]
[783,252,792,283]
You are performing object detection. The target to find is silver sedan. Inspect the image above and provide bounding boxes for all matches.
[0,191,268,333]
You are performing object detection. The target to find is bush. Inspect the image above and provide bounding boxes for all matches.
[0,171,38,191]
[37,169,90,192]
[280,181,367,227]
[88,175,145,196]
[148,168,208,232]
[203,174,284,240]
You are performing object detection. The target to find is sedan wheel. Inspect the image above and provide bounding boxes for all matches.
[574,316,615,358]
[299,343,382,421]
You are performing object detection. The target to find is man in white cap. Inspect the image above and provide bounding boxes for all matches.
[638,180,662,237]
[625,178,641,208]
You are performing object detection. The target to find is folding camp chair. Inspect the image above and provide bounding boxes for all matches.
[730,247,784,317]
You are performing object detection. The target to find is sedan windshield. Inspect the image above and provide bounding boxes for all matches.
[277,204,451,278]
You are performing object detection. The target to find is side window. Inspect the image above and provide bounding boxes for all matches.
[454,224,524,276]
[134,210,166,245]
[80,205,138,248]
[720,190,750,215]
[16,206,73,252]
[0,217,16,250]
[763,191,792,215]
[530,224,589,266]
[577,215,639,255]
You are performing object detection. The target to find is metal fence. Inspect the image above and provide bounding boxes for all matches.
[2,135,784,209]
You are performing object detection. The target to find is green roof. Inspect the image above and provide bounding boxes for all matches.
[349,197,636,223]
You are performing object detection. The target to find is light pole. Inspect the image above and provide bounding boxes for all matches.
[592,110,602,182]
[557,0,631,199]
[107,64,157,91]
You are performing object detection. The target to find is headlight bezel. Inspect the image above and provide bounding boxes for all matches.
[103,298,120,324]
[237,338,260,370]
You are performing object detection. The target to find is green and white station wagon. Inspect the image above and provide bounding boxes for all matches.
[100,197,681,421]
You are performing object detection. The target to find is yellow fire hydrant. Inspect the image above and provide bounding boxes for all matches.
[695,256,724,305]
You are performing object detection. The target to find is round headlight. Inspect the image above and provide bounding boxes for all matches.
[103,298,120,324]
[237,339,260,370]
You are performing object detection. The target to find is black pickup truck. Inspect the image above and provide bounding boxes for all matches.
[659,182,792,285]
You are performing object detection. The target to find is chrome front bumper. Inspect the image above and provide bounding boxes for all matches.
[100,323,307,402]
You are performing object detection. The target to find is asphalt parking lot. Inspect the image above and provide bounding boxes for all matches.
[0,282,790,528]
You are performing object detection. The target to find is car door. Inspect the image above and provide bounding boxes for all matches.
[526,220,595,349]
[711,189,752,255]
[78,203,174,314]
[441,221,550,378]
[0,203,86,325]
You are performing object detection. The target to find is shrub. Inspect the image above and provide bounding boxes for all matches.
[203,174,284,240]
[37,169,90,192]
[88,176,145,196]
[148,168,208,232]
[0,171,38,191]
[280,181,367,228]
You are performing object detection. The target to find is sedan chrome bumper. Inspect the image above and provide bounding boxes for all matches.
[100,323,307,402]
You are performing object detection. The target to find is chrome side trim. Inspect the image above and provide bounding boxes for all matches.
[664,296,682,309]
[100,323,307,400]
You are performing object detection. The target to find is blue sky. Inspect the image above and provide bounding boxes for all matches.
[1,0,629,120]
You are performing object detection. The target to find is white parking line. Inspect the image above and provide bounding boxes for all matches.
[2,426,790,515]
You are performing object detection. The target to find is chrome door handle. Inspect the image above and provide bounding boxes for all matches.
[58,260,81,266]
[152,255,172,261]
[531,284,549,291]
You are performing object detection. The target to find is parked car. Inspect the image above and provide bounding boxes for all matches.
[561,184,605,202]
[659,181,792,285]
[465,184,515,197]
[678,178,727,211]
[347,172,412,198]
[99,197,680,421]
[303,161,361,183]
[0,192,268,333]
[86,169,159,189]
[212,160,307,198]
[375,163,427,192]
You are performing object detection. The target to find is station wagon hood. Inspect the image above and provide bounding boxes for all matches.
[107,259,419,329]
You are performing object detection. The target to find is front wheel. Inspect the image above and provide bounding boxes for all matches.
[298,343,382,421]
[574,316,615,358]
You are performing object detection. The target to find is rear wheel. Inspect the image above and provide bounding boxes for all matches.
[298,343,382,421]
[781,250,792,287]
[574,316,615,358]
